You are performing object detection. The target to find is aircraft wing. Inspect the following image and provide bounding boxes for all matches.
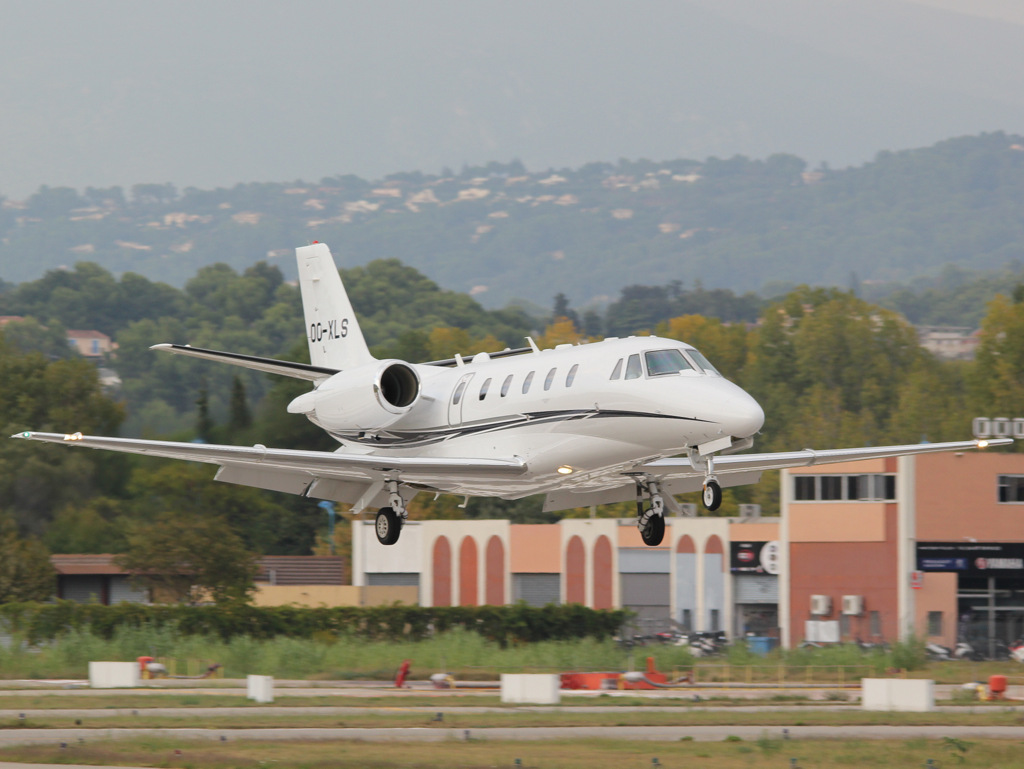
[11,431,527,511]
[639,438,1013,478]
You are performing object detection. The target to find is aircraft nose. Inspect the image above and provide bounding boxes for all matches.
[728,392,765,438]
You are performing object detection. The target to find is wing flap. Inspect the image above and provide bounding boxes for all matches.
[13,432,528,485]
[639,439,1012,478]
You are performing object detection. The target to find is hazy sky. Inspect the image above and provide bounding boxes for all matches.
[1,0,1022,199]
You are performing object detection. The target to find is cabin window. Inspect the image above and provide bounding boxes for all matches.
[452,381,467,405]
[544,367,557,391]
[500,374,513,397]
[566,364,579,387]
[687,348,722,375]
[522,371,535,394]
[610,359,623,380]
[479,377,491,400]
[645,348,694,376]
[624,354,643,380]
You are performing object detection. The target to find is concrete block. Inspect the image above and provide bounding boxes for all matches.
[500,673,561,704]
[247,674,274,703]
[88,661,139,689]
[862,678,934,711]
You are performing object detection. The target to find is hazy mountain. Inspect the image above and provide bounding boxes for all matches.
[2,133,1022,311]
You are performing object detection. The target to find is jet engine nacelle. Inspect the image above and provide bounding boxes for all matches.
[287,360,421,431]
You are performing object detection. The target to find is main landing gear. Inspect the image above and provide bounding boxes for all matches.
[374,480,408,546]
[635,478,666,546]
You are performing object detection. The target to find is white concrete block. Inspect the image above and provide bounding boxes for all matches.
[247,674,274,703]
[88,661,139,689]
[500,673,561,704]
[861,678,934,711]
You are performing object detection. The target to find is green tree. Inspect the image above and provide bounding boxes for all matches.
[0,515,55,602]
[115,511,258,604]
[969,290,1024,441]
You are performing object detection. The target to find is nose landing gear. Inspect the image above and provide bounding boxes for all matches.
[688,448,723,512]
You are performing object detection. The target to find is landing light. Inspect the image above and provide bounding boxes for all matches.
[556,465,574,475]
[977,440,990,449]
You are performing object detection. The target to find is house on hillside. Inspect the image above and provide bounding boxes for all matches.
[66,329,115,359]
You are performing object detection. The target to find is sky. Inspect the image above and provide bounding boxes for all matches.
[0,0,1022,199]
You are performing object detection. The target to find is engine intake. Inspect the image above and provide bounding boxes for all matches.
[287,360,421,431]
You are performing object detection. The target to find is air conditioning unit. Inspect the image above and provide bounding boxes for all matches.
[842,595,864,616]
[810,594,832,616]
[676,503,698,517]
[738,504,761,520]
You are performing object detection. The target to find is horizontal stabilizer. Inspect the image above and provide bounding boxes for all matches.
[152,343,338,383]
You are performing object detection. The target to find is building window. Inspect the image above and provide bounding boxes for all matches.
[479,378,491,400]
[680,608,692,631]
[566,364,579,387]
[794,476,816,500]
[840,614,851,636]
[709,609,720,633]
[927,611,943,636]
[869,610,881,637]
[998,475,1024,503]
[522,371,534,394]
[610,359,623,380]
[500,374,513,397]
[793,474,897,502]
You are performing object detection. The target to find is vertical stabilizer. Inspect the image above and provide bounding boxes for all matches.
[296,242,374,369]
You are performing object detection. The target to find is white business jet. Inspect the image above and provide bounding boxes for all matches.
[12,242,1009,547]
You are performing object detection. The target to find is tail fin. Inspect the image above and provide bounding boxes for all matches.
[296,242,374,369]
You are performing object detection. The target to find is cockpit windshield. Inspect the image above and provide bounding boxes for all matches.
[686,348,721,376]
[644,349,695,376]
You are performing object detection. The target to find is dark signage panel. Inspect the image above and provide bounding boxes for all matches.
[916,542,1024,575]
[730,541,780,574]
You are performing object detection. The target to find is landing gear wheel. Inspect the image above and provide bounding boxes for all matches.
[375,506,402,545]
[640,512,665,546]
[702,480,722,512]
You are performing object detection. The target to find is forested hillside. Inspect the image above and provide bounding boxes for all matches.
[1,133,1023,314]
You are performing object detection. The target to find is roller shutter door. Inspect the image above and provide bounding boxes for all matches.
[734,574,778,603]
[512,574,560,607]
[367,573,420,587]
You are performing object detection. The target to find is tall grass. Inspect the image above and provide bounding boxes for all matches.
[0,625,938,681]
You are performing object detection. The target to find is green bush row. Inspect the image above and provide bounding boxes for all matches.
[0,601,629,646]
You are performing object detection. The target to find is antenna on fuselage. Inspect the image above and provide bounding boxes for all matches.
[526,336,540,353]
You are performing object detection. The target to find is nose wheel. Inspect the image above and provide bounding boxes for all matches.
[702,480,722,512]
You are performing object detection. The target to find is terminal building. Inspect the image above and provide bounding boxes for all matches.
[351,451,1024,651]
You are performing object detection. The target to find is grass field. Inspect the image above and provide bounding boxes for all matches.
[1,734,1023,769]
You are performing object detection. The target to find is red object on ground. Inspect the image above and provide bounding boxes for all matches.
[559,657,670,690]
[395,659,411,688]
[989,674,1008,697]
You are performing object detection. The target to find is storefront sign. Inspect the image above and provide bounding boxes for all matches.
[916,542,1024,575]
[730,541,781,575]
